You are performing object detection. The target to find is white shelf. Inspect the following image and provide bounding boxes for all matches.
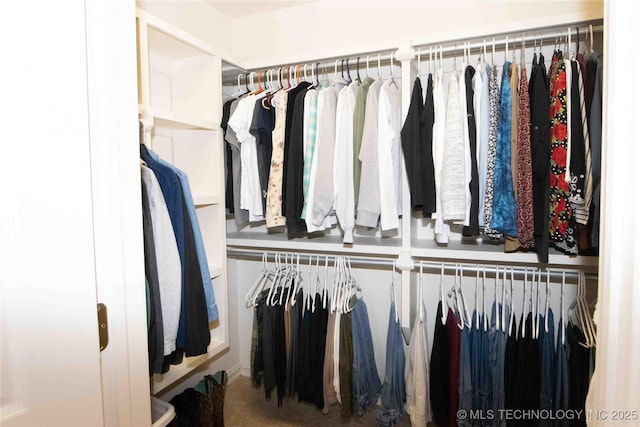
[226,231,402,256]
[151,334,228,394]
[147,106,216,130]
[410,238,599,269]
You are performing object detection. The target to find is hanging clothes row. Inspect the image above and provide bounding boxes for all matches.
[424,265,596,427]
[139,125,218,375]
[402,27,603,263]
[244,253,382,420]
[222,55,403,243]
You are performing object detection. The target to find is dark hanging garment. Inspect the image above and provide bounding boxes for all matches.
[503,318,518,421]
[401,78,426,211]
[298,294,328,409]
[539,311,556,427]
[225,98,249,226]
[260,289,277,400]
[250,100,275,214]
[221,99,235,213]
[478,313,492,425]
[554,320,571,427]
[430,301,450,426]
[401,77,436,217]
[339,311,354,417]
[529,53,551,263]
[421,74,437,217]
[250,290,268,387]
[511,313,541,426]
[569,61,587,209]
[446,309,461,427]
[273,288,287,406]
[463,66,480,236]
[285,289,302,397]
[282,81,312,236]
[567,323,592,427]
[141,180,165,375]
[588,54,603,248]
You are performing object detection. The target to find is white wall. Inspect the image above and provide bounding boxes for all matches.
[231,0,603,68]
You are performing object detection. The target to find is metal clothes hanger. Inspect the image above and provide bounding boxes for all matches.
[418,262,424,323]
[365,55,370,78]
[440,263,447,325]
[561,270,566,345]
[475,265,480,330]
[356,57,361,82]
[346,58,352,83]
[391,260,399,323]
[492,38,496,66]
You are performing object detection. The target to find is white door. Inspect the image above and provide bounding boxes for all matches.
[1,1,149,426]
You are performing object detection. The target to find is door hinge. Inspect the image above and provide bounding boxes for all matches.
[97,303,109,352]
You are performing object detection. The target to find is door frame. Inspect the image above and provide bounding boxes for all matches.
[85,0,151,425]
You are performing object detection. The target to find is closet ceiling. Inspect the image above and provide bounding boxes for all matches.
[207,0,316,18]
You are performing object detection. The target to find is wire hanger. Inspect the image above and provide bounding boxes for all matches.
[391,260,399,323]
[365,55,370,78]
[334,59,340,80]
[482,266,488,332]
[440,263,447,325]
[377,53,382,78]
[492,37,496,66]
[561,270,566,345]
[356,57,361,82]
[505,35,509,64]
[475,265,480,330]
[453,44,457,71]
[494,265,500,331]
[418,262,424,323]
[347,58,352,83]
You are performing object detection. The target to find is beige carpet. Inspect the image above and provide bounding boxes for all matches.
[224,375,413,426]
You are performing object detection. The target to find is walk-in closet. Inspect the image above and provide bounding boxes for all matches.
[2,1,639,427]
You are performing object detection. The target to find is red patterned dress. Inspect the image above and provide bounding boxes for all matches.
[548,53,578,254]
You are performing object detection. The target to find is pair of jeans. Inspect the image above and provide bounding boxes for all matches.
[488,302,509,427]
[459,325,473,427]
[351,298,382,416]
[539,311,555,427]
[470,312,492,426]
[377,302,405,426]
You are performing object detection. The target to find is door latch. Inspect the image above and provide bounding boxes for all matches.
[97,303,109,351]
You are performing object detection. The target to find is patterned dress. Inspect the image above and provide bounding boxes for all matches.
[516,67,535,248]
[483,65,503,239]
[548,54,578,254]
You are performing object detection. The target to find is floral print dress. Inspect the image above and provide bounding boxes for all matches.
[548,53,578,254]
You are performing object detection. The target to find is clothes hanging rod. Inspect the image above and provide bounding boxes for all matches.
[410,23,604,59]
[227,247,597,280]
[414,261,597,282]
[222,21,603,85]
[227,247,396,268]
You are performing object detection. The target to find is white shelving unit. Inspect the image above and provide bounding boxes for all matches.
[136,9,229,395]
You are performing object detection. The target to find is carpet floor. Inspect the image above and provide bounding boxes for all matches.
[224,375,413,426]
